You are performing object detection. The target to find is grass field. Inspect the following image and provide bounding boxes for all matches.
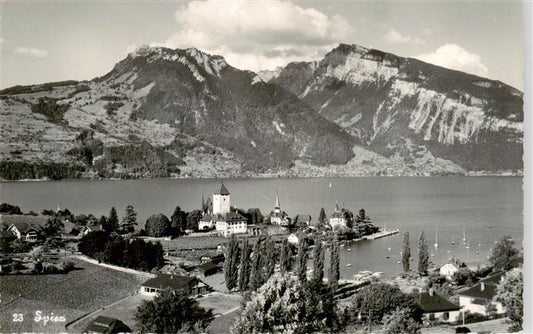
[0,258,144,333]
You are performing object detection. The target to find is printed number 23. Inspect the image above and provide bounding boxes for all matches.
[13,314,23,322]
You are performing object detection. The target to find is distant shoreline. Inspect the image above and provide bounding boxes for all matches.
[0,172,524,183]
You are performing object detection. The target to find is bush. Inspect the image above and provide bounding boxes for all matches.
[31,97,70,123]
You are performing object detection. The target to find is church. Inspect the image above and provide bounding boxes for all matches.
[198,183,248,237]
[269,194,291,226]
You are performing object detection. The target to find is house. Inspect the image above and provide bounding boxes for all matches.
[198,215,216,231]
[293,214,311,228]
[328,203,347,230]
[140,274,208,296]
[199,183,248,237]
[287,233,299,245]
[200,253,225,265]
[456,271,507,316]
[195,262,220,277]
[82,224,103,236]
[438,258,466,280]
[269,194,291,226]
[1,214,47,242]
[84,316,131,334]
[418,289,461,323]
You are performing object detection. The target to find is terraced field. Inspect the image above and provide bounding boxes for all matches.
[0,258,144,333]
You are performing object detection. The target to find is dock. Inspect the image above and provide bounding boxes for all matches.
[365,228,399,240]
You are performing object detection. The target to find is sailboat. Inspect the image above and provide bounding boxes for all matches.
[329,182,332,188]
[434,228,438,248]
[462,227,467,243]
[466,240,470,249]
[451,233,455,245]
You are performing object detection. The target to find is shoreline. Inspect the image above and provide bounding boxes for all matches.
[0,173,524,183]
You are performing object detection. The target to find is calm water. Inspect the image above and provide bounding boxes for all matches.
[0,177,523,278]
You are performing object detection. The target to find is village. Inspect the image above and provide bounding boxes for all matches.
[0,183,524,333]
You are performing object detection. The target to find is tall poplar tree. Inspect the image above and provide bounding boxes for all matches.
[280,238,292,273]
[108,207,119,232]
[313,240,325,282]
[329,241,340,289]
[264,236,277,277]
[318,208,327,226]
[238,239,251,292]
[224,235,240,291]
[250,241,264,290]
[296,239,308,283]
[402,232,411,273]
[418,231,429,275]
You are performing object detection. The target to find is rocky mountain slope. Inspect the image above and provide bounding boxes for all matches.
[266,44,523,173]
[0,44,523,179]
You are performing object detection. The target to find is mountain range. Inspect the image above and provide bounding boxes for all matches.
[0,43,523,179]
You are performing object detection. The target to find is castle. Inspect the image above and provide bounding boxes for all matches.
[198,183,248,237]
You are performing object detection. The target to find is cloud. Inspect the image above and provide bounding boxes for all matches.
[153,0,353,71]
[384,29,426,46]
[13,47,48,58]
[416,44,488,77]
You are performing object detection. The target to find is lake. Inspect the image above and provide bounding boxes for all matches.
[0,177,523,278]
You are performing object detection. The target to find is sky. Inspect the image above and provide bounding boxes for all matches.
[0,0,525,90]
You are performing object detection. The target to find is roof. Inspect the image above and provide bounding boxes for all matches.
[419,291,461,313]
[142,274,197,290]
[480,271,505,285]
[215,183,230,195]
[197,262,219,272]
[294,214,311,222]
[457,282,498,300]
[0,230,16,239]
[85,316,131,334]
[1,215,47,233]
[223,212,247,222]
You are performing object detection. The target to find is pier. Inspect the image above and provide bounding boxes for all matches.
[364,228,399,240]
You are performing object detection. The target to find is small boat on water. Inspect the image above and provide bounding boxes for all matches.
[347,249,351,252]
[346,264,352,267]
[463,226,467,243]
[388,247,392,252]
[397,261,401,265]
[434,228,439,248]
[385,256,391,259]
[476,251,480,254]
[447,250,452,254]
[329,182,332,188]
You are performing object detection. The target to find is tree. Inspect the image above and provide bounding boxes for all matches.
[238,239,251,292]
[0,203,23,215]
[329,240,340,289]
[382,307,422,334]
[250,240,264,290]
[313,240,325,282]
[264,236,277,278]
[121,204,137,233]
[232,272,344,334]
[356,208,369,222]
[452,267,477,286]
[418,231,429,275]
[489,235,521,270]
[108,207,119,232]
[135,289,213,333]
[352,283,423,326]
[78,231,109,257]
[402,232,411,273]
[318,207,327,226]
[247,208,264,225]
[44,217,64,236]
[280,238,292,273]
[296,239,308,283]
[171,206,188,233]
[103,234,127,264]
[224,235,239,291]
[145,214,171,237]
[495,268,523,331]
[186,210,203,231]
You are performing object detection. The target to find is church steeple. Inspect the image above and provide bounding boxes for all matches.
[274,190,281,213]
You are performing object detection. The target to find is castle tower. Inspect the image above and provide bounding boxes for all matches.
[213,182,231,216]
